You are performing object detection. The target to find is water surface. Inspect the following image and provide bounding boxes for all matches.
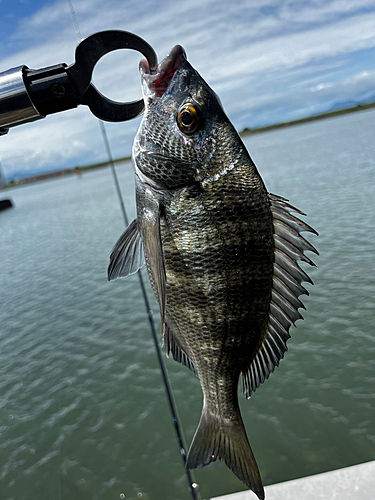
[1,109,374,500]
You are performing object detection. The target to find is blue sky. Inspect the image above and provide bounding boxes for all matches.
[1,0,375,179]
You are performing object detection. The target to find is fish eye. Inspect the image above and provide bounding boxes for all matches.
[177,104,201,134]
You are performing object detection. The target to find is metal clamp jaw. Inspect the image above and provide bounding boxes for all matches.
[0,30,157,135]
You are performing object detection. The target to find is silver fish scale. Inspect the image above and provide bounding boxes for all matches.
[134,104,203,188]
[162,160,274,418]
[108,53,317,498]
[145,100,200,163]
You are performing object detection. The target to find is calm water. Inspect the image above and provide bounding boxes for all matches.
[1,109,375,500]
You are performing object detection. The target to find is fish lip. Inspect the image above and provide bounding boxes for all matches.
[139,45,187,98]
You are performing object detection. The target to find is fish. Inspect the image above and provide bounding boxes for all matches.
[108,45,318,499]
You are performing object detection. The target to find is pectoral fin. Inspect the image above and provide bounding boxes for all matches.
[108,219,145,281]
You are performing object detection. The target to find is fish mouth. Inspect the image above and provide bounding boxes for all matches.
[140,45,187,98]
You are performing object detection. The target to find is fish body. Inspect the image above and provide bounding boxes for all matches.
[108,46,317,500]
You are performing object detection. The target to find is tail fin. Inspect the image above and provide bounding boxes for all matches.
[186,407,264,500]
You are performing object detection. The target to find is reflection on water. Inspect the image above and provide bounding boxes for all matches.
[1,109,375,499]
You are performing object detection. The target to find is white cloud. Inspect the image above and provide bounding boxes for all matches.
[308,69,375,98]
[278,0,375,24]
[311,82,334,92]
[209,12,375,82]
[1,0,375,177]
[347,70,374,83]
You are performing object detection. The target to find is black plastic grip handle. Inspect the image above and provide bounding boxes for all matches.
[66,30,158,121]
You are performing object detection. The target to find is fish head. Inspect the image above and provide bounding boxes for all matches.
[134,45,242,189]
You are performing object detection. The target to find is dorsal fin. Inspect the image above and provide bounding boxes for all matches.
[242,193,318,399]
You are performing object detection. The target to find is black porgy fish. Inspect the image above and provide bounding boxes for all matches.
[108,45,318,500]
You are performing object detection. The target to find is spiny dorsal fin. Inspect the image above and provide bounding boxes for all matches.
[164,323,197,374]
[242,193,318,398]
[108,219,145,281]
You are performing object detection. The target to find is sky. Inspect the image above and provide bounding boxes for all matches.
[1,0,375,179]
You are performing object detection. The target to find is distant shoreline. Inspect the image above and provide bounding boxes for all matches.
[0,156,132,190]
[2,100,375,190]
[239,100,375,136]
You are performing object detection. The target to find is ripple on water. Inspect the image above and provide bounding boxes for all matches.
[1,114,375,498]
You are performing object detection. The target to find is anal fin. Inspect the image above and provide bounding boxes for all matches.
[164,323,197,374]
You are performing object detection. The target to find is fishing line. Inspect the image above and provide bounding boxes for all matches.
[67,0,82,41]
[67,3,200,499]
